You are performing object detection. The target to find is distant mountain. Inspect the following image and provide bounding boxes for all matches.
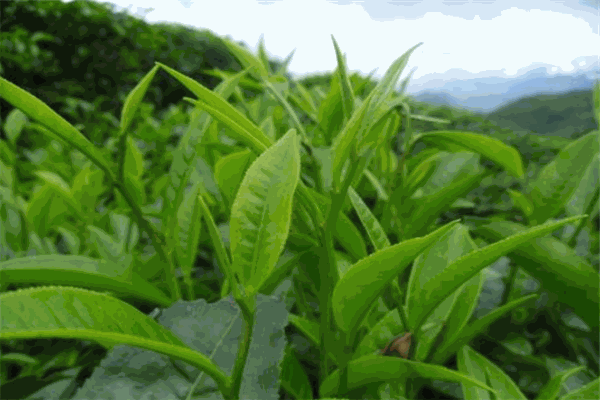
[406,60,598,113]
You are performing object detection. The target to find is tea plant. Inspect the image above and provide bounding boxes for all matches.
[0,34,598,399]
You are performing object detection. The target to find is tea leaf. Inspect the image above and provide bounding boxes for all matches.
[332,220,460,335]
[414,131,525,180]
[458,346,527,399]
[527,130,599,225]
[331,42,422,191]
[410,215,589,333]
[474,220,599,330]
[0,255,172,307]
[331,35,355,125]
[318,354,496,397]
[120,64,160,136]
[229,129,301,297]
[0,77,113,177]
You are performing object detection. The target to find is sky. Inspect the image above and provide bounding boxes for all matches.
[64,0,599,91]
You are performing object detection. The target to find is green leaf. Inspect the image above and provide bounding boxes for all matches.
[120,64,160,136]
[317,72,347,146]
[214,149,257,211]
[175,184,204,278]
[404,152,444,195]
[0,286,230,394]
[157,63,272,155]
[318,354,496,398]
[3,108,28,146]
[415,130,525,180]
[457,346,527,399]
[256,34,273,76]
[124,136,144,179]
[473,220,599,330]
[507,189,535,220]
[431,294,538,365]
[405,224,483,362]
[561,376,600,400]
[594,79,600,130]
[196,192,233,297]
[26,185,65,238]
[332,220,460,335]
[335,211,368,262]
[72,294,288,400]
[527,130,599,225]
[33,171,83,219]
[221,37,270,81]
[229,129,301,297]
[348,186,391,250]
[280,347,314,400]
[362,169,389,202]
[331,43,422,191]
[402,153,486,239]
[409,215,589,333]
[0,77,114,178]
[331,35,355,124]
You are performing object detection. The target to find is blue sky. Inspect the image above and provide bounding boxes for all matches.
[65,0,599,89]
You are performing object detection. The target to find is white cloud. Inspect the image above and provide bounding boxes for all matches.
[64,0,599,85]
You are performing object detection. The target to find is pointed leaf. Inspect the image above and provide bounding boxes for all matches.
[416,131,525,180]
[332,220,460,334]
[410,215,589,332]
[230,130,301,296]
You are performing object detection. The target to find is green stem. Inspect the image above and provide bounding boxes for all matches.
[319,150,364,394]
[114,180,181,301]
[567,187,599,247]
[227,296,255,400]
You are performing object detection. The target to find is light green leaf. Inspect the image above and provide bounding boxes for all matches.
[0,256,172,306]
[281,346,314,400]
[594,79,600,130]
[457,346,527,400]
[332,220,460,335]
[410,215,589,333]
[331,35,355,124]
[362,169,389,202]
[474,220,599,330]
[402,153,486,239]
[120,64,160,136]
[221,37,270,81]
[406,225,483,362]
[318,354,496,398]
[0,286,228,392]
[256,34,273,76]
[214,149,257,211]
[0,77,114,178]
[414,130,525,180]
[527,130,599,225]
[331,43,422,191]
[507,189,535,220]
[335,211,368,262]
[229,129,301,297]
[404,152,444,195]
[34,171,82,218]
[561,376,599,400]
[3,108,28,146]
[348,186,390,250]
[431,294,538,365]
[157,63,272,155]
[196,192,233,297]
[124,136,144,179]
[175,184,204,277]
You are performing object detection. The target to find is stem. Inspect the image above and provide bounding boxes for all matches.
[227,296,255,400]
[567,187,599,247]
[319,150,363,394]
[114,180,181,301]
